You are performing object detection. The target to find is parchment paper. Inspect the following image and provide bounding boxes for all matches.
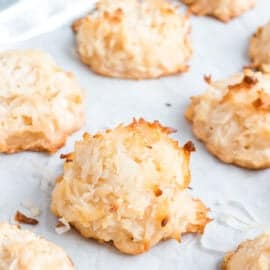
[0,1,270,269]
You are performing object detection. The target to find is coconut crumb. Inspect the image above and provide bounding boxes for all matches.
[55,218,71,234]
[184,141,196,152]
[204,74,212,84]
[15,211,39,225]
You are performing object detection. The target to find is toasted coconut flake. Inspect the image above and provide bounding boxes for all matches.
[184,141,196,152]
[204,74,212,84]
[15,211,39,225]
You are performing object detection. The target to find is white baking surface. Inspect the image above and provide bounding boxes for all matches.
[0,1,270,269]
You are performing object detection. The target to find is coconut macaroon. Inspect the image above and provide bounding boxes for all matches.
[186,69,270,169]
[0,49,85,153]
[72,0,192,79]
[182,0,256,22]
[249,22,270,72]
[0,223,73,270]
[222,233,270,270]
[51,119,210,255]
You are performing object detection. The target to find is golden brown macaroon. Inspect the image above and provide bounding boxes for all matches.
[182,0,256,22]
[249,22,270,72]
[0,223,74,270]
[51,119,210,255]
[222,233,270,270]
[0,49,85,153]
[186,69,270,169]
[72,0,192,79]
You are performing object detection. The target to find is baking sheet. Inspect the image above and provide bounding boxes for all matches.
[1,1,270,269]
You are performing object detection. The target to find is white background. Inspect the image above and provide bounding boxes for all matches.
[1,1,270,269]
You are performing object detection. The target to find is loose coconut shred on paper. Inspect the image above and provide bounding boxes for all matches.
[14,211,39,225]
[56,218,71,235]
